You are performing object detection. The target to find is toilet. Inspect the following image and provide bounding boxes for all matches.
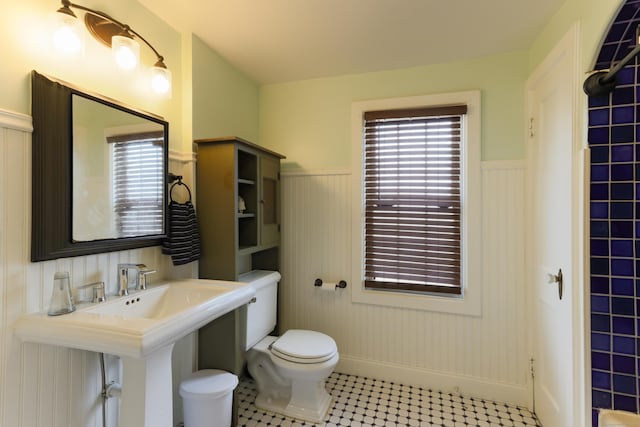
[240,270,339,423]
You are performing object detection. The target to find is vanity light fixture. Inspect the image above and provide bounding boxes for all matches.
[111,28,140,70]
[53,0,172,96]
[53,4,83,54]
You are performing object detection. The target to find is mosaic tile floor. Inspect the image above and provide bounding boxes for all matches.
[237,372,540,426]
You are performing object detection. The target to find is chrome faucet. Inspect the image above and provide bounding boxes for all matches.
[117,264,155,296]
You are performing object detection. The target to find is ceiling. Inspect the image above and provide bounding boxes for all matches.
[138,0,567,84]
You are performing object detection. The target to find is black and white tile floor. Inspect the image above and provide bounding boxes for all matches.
[237,372,540,427]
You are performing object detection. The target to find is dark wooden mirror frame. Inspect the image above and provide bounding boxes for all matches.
[31,71,169,262]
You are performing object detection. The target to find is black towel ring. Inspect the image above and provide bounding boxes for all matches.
[168,173,193,203]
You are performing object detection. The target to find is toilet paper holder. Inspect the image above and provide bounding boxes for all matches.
[314,278,347,289]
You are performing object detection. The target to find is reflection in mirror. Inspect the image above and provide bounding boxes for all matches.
[72,95,164,241]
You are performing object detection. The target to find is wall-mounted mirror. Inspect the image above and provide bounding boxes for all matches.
[31,71,168,261]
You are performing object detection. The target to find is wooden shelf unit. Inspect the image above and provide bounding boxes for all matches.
[194,136,285,388]
[195,136,285,281]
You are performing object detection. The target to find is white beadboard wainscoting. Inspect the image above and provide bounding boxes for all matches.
[0,109,197,427]
[279,161,529,407]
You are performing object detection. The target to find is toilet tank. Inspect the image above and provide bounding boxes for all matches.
[238,270,281,350]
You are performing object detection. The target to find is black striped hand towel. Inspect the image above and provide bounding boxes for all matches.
[162,200,201,265]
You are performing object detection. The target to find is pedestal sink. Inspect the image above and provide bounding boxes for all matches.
[14,279,255,427]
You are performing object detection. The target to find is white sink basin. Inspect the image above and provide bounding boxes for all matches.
[86,282,223,318]
[14,278,255,427]
[14,278,254,358]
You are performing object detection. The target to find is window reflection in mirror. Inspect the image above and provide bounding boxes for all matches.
[72,94,165,241]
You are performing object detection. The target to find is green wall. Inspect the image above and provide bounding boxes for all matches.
[528,0,622,73]
[259,50,529,169]
[1,0,626,166]
[191,35,259,142]
[0,0,184,148]
[0,2,260,153]
[258,0,627,171]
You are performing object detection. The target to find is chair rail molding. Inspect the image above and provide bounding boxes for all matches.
[0,109,32,133]
[169,149,196,163]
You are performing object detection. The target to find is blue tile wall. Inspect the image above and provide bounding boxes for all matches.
[590,2,640,425]
[595,1,640,70]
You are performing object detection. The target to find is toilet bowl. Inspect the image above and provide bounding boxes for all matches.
[240,270,339,423]
[247,330,339,422]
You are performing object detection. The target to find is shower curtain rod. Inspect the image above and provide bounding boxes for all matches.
[584,29,640,97]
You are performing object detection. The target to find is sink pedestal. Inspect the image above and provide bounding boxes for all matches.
[120,344,175,427]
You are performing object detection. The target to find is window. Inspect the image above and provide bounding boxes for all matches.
[351,91,481,315]
[363,105,466,295]
[111,132,164,237]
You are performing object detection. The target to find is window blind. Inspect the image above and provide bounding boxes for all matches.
[363,105,467,295]
[112,133,164,237]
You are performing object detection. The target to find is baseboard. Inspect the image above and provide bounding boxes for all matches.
[336,355,531,410]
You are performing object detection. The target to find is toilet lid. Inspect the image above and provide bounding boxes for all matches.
[270,329,337,364]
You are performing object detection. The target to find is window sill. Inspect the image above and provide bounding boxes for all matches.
[350,282,482,316]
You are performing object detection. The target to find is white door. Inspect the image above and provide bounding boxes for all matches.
[526,25,582,427]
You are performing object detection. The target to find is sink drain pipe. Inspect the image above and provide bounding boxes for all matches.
[99,352,123,426]
[105,382,122,398]
[100,353,107,427]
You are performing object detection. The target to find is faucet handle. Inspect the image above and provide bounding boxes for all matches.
[137,268,156,291]
[78,281,107,303]
[92,282,106,303]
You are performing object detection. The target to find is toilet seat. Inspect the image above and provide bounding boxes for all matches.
[270,329,337,364]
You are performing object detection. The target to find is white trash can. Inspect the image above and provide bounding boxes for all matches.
[179,369,238,427]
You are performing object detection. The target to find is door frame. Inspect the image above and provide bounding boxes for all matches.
[524,22,588,426]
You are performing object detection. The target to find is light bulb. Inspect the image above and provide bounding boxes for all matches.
[151,65,172,96]
[53,13,83,55]
[112,34,140,70]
